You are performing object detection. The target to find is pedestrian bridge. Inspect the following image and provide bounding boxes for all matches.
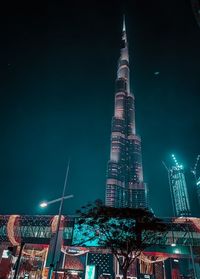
[1,215,200,279]
[0,215,200,248]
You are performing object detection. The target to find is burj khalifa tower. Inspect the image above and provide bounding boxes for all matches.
[105,18,148,209]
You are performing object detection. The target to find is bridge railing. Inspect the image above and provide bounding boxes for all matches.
[1,215,200,247]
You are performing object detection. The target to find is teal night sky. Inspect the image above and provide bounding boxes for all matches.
[2,0,200,217]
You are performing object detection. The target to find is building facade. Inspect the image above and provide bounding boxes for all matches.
[1,215,200,279]
[105,18,148,208]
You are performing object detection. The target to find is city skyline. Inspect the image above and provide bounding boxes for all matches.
[2,1,200,217]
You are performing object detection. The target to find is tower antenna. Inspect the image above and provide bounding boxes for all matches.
[123,14,126,32]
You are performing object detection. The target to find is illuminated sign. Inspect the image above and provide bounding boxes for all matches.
[2,250,9,258]
[61,246,89,256]
[85,265,95,279]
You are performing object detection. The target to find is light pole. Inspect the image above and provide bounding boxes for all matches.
[40,195,74,208]
[186,220,197,279]
[40,160,73,279]
[13,242,25,279]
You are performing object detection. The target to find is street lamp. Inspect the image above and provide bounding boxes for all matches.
[40,195,74,208]
[40,160,73,279]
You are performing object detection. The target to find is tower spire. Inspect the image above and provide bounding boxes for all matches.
[122,14,127,44]
[117,14,129,92]
[123,14,126,32]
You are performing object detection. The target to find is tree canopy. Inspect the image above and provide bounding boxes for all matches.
[76,200,167,279]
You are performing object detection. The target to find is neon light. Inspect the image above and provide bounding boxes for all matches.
[85,265,95,279]
[2,250,9,259]
[174,249,180,254]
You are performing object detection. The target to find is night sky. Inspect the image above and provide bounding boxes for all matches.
[2,0,200,217]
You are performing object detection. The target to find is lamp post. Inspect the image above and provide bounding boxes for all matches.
[40,195,74,208]
[186,220,197,279]
[40,160,73,279]
[13,242,25,279]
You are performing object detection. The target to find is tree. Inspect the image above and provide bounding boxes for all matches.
[76,200,167,279]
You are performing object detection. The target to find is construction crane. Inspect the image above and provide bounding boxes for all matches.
[171,154,183,169]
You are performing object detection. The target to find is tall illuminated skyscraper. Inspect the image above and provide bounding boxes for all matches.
[105,18,148,208]
[168,155,191,217]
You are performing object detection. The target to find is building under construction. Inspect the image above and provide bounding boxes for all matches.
[165,155,191,217]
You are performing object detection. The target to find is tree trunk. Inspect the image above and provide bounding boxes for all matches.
[135,222,142,246]
[122,268,128,279]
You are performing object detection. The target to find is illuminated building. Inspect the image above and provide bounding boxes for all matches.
[1,215,200,278]
[105,17,148,209]
[168,155,191,217]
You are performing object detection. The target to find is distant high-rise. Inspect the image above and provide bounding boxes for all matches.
[168,155,191,217]
[105,17,148,208]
